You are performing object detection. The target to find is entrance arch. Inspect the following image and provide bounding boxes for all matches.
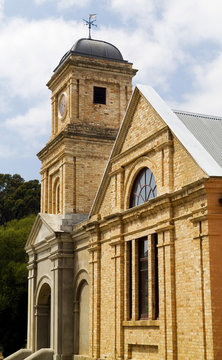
[36,283,51,350]
[78,281,89,355]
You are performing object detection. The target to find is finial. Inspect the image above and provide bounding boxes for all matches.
[83,14,97,39]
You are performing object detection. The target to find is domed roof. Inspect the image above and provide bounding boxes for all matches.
[71,38,124,61]
[55,38,126,71]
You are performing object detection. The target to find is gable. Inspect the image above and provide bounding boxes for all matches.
[121,96,166,153]
[90,85,222,217]
[138,85,222,177]
[35,222,52,244]
[25,213,63,249]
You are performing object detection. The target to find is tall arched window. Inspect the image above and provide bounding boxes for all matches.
[130,167,157,208]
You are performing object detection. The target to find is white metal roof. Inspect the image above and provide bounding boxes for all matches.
[137,84,222,177]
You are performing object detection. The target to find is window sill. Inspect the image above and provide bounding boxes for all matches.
[123,319,160,328]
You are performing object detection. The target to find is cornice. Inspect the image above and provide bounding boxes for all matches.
[37,124,118,160]
[47,55,137,90]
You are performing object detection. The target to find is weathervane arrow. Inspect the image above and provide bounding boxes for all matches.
[83,14,97,39]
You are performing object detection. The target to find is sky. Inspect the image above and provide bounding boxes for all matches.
[1,0,222,181]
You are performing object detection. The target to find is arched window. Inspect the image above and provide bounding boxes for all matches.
[130,167,157,208]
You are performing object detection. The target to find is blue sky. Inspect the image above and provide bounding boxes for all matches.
[1,0,222,181]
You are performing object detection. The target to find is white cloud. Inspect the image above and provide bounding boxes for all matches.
[0,17,85,100]
[176,53,222,115]
[35,0,90,9]
[58,0,90,9]
[0,0,4,19]
[4,101,50,144]
[1,0,222,172]
[34,0,48,4]
[0,101,50,160]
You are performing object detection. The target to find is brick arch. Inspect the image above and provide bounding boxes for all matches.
[124,156,157,209]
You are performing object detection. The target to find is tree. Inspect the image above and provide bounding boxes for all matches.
[0,174,40,225]
[0,173,41,356]
[0,215,36,356]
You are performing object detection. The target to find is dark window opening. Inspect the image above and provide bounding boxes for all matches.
[138,237,148,319]
[128,234,159,321]
[93,86,106,104]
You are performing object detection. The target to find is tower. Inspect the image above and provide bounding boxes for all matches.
[38,37,137,216]
[25,36,136,358]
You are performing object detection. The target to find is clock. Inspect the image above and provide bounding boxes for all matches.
[58,93,67,119]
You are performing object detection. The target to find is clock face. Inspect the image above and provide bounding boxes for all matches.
[58,93,67,118]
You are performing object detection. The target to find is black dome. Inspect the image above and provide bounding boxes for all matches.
[71,38,124,61]
[55,38,125,71]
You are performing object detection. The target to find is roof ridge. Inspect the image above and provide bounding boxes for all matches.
[173,109,222,121]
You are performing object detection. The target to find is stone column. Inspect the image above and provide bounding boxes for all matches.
[49,234,74,360]
[27,250,37,351]
[88,225,101,359]
[110,221,124,360]
[157,226,177,360]
[68,78,77,123]
[62,156,75,214]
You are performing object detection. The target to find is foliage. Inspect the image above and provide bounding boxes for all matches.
[0,175,39,356]
[0,174,40,225]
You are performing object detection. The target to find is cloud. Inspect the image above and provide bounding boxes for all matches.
[0,0,4,19]
[1,0,222,170]
[35,0,90,9]
[175,52,222,115]
[0,144,16,159]
[4,101,50,140]
[0,17,85,100]
[0,101,51,160]
[58,0,90,9]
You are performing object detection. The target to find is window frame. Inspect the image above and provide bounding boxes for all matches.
[129,167,157,208]
[127,234,159,321]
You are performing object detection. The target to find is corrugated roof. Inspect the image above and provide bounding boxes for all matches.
[174,110,222,168]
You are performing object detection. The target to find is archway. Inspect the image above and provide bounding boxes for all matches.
[78,281,89,355]
[36,283,51,350]
[74,278,89,356]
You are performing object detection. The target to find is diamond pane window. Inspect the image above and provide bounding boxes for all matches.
[130,168,157,208]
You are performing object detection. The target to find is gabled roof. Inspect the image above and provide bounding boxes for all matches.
[89,85,222,217]
[138,85,222,177]
[25,213,63,249]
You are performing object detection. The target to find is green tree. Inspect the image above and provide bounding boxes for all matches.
[0,215,36,356]
[0,174,40,225]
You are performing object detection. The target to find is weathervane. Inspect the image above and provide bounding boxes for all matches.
[83,14,97,39]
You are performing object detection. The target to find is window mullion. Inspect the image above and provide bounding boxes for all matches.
[149,234,154,319]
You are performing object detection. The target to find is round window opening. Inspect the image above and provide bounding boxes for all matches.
[130,167,157,208]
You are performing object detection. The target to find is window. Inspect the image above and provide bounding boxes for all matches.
[128,234,159,321]
[93,86,106,104]
[130,167,157,208]
[138,237,148,319]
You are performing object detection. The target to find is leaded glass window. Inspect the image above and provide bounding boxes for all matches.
[130,168,157,208]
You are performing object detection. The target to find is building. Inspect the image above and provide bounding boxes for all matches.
[9,36,222,360]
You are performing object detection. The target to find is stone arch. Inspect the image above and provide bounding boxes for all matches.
[124,156,157,209]
[73,269,90,356]
[35,277,51,350]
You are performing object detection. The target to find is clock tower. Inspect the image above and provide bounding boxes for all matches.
[38,37,137,215]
